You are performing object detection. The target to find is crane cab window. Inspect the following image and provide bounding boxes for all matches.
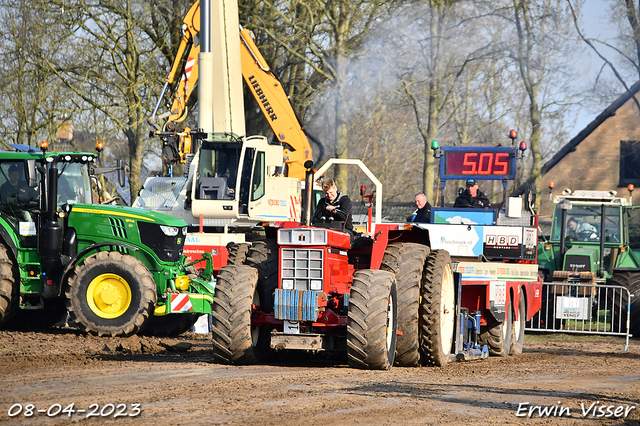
[251,151,265,201]
[196,143,240,200]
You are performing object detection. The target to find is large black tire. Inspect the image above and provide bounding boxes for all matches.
[0,245,18,327]
[245,240,278,312]
[609,272,640,335]
[478,296,513,357]
[381,242,429,367]
[226,242,250,266]
[65,251,157,337]
[347,269,398,370]
[510,290,526,355]
[141,313,200,336]
[211,265,270,364]
[420,250,455,367]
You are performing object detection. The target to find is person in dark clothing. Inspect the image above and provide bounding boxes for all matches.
[313,178,353,232]
[408,193,432,223]
[454,179,491,208]
[0,164,36,205]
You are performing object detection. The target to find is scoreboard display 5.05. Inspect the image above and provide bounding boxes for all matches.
[440,146,516,180]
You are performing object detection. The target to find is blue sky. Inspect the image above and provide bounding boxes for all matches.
[570,0,620,136]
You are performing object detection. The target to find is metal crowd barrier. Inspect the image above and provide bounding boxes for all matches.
[525,282,631,351]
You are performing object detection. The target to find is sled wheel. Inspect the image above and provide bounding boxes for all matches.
[479,296,513,357]
[510,290,526,355]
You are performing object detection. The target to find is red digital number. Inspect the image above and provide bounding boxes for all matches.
[462,153,477,174]
[478,153,493,175]
[494,153,509,175]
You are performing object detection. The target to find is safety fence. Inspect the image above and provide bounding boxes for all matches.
[525,281,631,351]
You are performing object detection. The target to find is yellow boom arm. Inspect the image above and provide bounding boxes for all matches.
[151,0,312,181]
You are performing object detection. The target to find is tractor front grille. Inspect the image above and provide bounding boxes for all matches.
[137,221,185,262]
[564,255,591,272]
[280,248,323,291]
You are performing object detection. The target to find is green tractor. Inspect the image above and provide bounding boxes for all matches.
[0,145,214,336]
[537,188,640,336]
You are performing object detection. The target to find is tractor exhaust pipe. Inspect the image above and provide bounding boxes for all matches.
[303,160,314,226]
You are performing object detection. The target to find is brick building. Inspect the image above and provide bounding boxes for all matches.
[539,82,640,220]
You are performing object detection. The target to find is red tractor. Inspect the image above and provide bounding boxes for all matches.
[210,159,468,369]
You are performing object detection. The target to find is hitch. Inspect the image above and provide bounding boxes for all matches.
[451,272,489,361]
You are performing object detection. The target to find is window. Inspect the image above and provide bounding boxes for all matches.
[619,140,640,185]
[551,204,621,243]
[251,151,265,201]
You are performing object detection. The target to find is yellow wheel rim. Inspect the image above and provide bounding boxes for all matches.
[86,273,132,319]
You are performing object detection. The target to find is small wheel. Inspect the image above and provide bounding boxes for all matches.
[347,269,398,370]
[420,250,455,367]
[65,251,157,337]
[479,297,513,357]
[510,290,526,355]
[211,265,269,364]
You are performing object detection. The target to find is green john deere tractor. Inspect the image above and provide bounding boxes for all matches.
[0,146,214,336]
[537,188,640,336]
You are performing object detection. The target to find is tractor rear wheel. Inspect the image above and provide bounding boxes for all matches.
[420,250,455,367]
[66,251,156,337]
[381,242,429,367]
[211,265,269,364]
[609,272,640,335]
[479,296,513,357]
[0,245,18,327]
[226,242,250,265]
[246,240,278,312]
[510,290,526,355]
[347,269,397,370]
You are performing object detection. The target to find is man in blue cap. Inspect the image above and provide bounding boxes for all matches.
[454,178,491,208]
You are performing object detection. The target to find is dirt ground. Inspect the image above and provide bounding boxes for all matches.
[0,327,638,426]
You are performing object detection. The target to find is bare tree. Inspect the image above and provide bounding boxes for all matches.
[567,0,640,108]
[39,0,166,201]
[0,0,77,149]
[489,0,583,196]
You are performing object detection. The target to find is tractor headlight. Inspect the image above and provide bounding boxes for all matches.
[182,226,188,236]
[310,280,322,291]
[282,279,294,290]
[160,225,179,236]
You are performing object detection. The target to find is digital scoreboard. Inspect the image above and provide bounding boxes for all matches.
[439,146,517,180]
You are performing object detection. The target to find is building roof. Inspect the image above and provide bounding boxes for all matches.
[541,81,640,175]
